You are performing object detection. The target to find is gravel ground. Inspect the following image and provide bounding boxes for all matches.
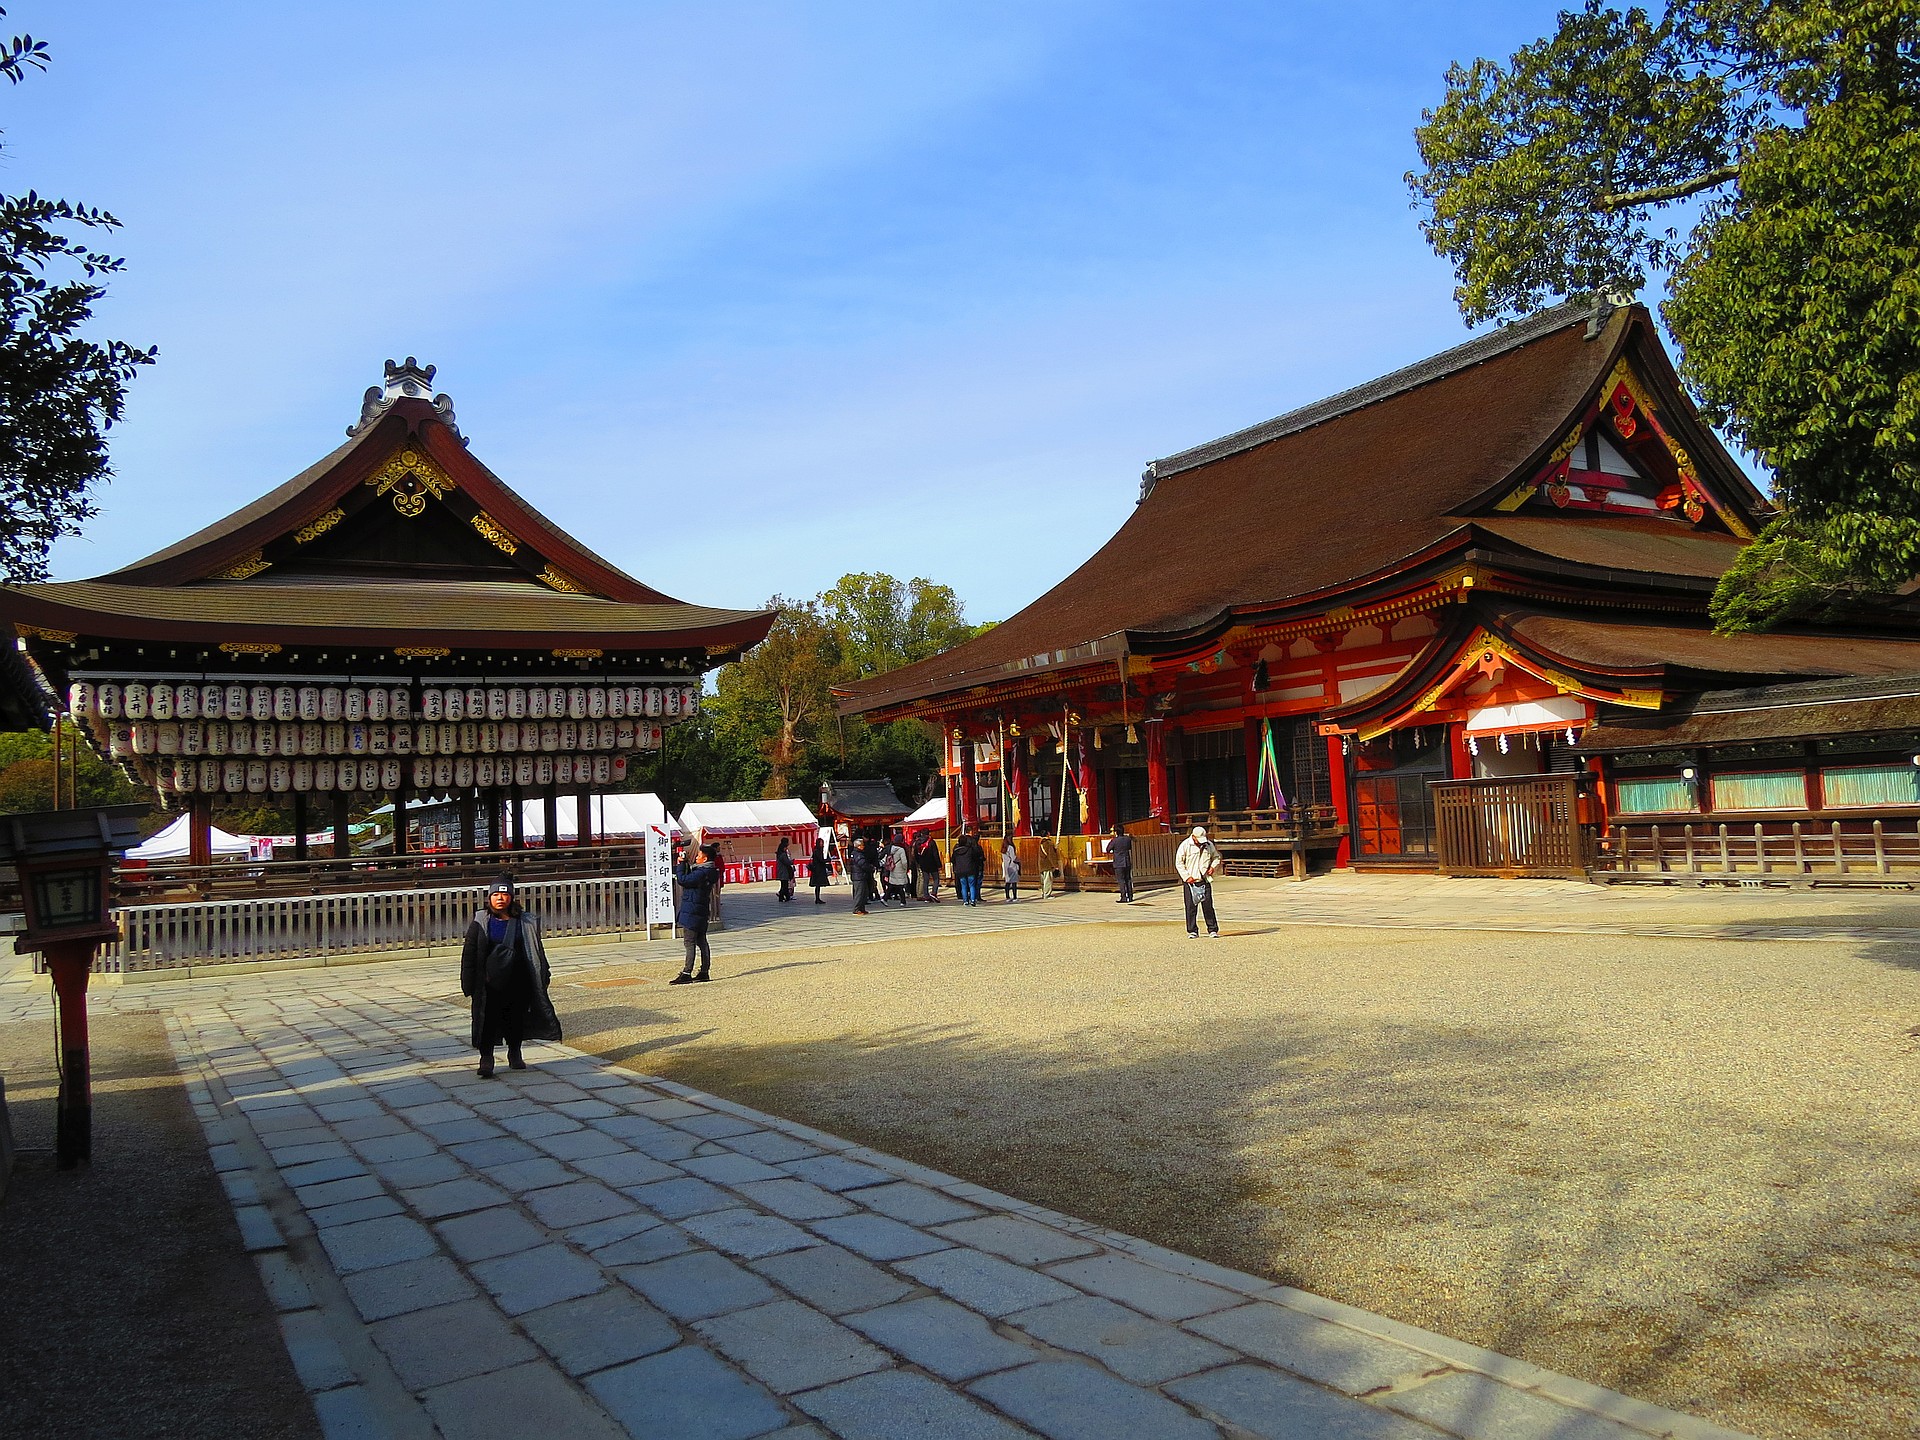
[0,1010,319,1440]
[555,915,1920,1440]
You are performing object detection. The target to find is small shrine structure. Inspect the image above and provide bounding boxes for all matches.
[838,301,1920,881]
[0,358,773,885]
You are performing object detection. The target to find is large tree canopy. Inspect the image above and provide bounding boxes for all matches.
[0,9,153,583]
[1409,2,1920,629]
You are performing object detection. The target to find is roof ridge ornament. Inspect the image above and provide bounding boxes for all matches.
[349,356,462,440]
[1584,289,1636,340]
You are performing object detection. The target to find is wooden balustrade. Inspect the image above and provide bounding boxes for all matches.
[1432,775,1593,879]
[1599,818,1920,881]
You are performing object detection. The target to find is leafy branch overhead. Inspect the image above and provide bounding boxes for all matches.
[0,8,155,583]
[1409,2,1920,630]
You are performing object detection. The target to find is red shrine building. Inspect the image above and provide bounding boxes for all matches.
[839,301,1920,876]
[0,359,774,863]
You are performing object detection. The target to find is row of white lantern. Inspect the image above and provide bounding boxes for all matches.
[151,753,630,796]
[72,681,699,723]
[98,717,666,760]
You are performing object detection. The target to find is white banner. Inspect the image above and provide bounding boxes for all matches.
[645,824,675,931]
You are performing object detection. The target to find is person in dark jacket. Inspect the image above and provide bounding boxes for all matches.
[949,830,983,906]
[848,835,874,916]
[774,837,795,902]
[915,834,943,902]
[807,838,829,904]
[1107,823,1135,903]
[670,842,721,983]
[460,875,562,1078]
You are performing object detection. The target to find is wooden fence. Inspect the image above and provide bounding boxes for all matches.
[942,834,1182,890]
[103,874,651,973]
[1433,775,1594,879]
[1598,818,1920,882]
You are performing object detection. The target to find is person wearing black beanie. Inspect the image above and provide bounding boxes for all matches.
[460,873,562,1077]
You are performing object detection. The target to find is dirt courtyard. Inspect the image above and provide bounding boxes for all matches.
[551,914,1920,1440]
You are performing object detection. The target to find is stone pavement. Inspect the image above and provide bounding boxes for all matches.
[160,964,1759,1440]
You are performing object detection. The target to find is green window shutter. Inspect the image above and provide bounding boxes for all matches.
[1614,776,1695,814]
[1820,764,1920,808]
[1708,770,1807,812]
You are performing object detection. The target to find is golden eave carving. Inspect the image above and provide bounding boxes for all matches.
[212,549,271,581]
[367,446,456,517]
[293,508,346,545]
[539,565,587,594]
[471,511,520,555]
[218,641,282,656]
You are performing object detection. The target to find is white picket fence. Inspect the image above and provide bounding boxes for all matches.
[105,874,651,972]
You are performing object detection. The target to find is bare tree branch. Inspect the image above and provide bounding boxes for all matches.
[1599,164,1740,209]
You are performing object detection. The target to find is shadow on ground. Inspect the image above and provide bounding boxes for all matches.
[561,1000,1920,1440]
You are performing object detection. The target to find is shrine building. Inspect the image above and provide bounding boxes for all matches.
[0,359,774,867]
[838,301,1920,880]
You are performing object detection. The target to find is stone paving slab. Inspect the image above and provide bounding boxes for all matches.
[149,964,1762,1440]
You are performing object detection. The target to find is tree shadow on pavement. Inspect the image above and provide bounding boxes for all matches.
[561,1004,1920,1440]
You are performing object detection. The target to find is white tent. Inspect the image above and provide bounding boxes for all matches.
[124,814,252,861]
[516,793,675,843]
[678,798,818,836]
[901,796,947,829]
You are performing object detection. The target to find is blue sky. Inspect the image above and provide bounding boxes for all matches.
[14,2,1607,622]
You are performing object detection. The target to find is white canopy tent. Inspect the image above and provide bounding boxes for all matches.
[677,798,819,835]
[900,796,947,831]
[515,793,675,844]
[124,814,252,862]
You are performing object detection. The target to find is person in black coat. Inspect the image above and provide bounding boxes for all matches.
[460,874,562,1078]
[775,837,795,902]
[949,830,984,906]
[848,835,874,916]
[807,839,829,904]
[915,834,943,902]
[1108,823,1135,903]
[670,843,721,983]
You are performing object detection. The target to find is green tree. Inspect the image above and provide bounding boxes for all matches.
[0,721,151,814]
[707,597,845,799]
[0,9,154,581]
[819,573,979,678]
[1408,2,1920,628]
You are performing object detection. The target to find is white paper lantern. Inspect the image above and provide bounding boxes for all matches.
[358,760,378,792]
[546,686,567,720]
[130,721,155,755]
[198,759,220,792]
[295,722,317,756]
[123,682,149,720]
[606,687,625,719]
[244,759,267,794]
[497,721,518,753]
[509,687,529,719]
[458,722,478,754]
[518,721,538,751]
[230,721,256,756]
[475,756,494,788]
[593,755,612,785]
[366,724,386,756]
[252,723,276,758]
[439,688,460,722]
[526,687,547,720]
[197,683,221,718]
[365,686,388,721]
[411,758,432,790]
[540,721,560,751]
[171,759,195,794]
[270,759,291,793]
[381,758,401,791]
[612,755,628,781]
[68,681,96,717]
[587,687,607,719]
[219,684,244,720]
[156,724,180,756]
[222,759,245,792]
[314,759,335,790]
[615,719,635,748]
[271,685,294,721]
[486,689,507,720]
[465,687,485,719]
[278,722,299,756]
[345,724,366,755]
[293,685,317,720]
[436,723,457,756]
[337,759,358,791]
[479,722,498,753]
[516,756,536,787]
[247,685,270,721]
[644,686,663,717]
[206,720,230,756]
[536,755,553,786]
[293,760,313,792]
[181,720,204,756]
[554,755,573,785]
[343,686,365,722]
[433,757,454,789]
[391,724,413,756]
[566,686,587,720]
[96,683,122,719]
[388,687,410,720]
[174,684,199,720]
[559,721,577,751]
[150,684,175,720]
[597,721,616,750]
[455,757,474,789]
[324,723,345,754]
[665,685,683,718]
[319,687,342,721]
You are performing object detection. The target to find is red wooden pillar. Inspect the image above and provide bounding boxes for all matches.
[1146,720,1170,828]
[1077,730,1099,836]
[960,743,979,831]
[1447,721,1472,780]
[44,936,96,1167]
[1325,731,1353,868]
[189,794,213,868]
[1007,740,1031,838]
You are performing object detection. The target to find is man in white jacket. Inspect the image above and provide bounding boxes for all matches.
[1174,824,1222,938]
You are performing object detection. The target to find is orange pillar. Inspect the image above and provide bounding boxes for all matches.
[1325,732,1353,868]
